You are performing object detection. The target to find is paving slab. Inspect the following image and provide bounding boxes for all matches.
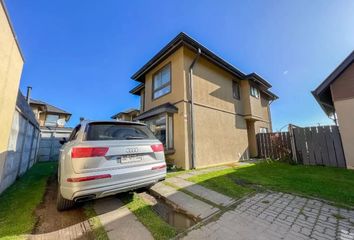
[94,197,153,240]
[165,177,234,207]
[182,192,354,240]
[150,182,219,220]
[28,220,92,240]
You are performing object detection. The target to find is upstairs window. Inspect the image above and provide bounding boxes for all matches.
[45,114,59,126]
[232,81,240,100]
[153,64,171,99]
[250,85,260,98]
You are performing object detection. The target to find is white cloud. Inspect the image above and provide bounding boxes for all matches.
[283,70,288,75]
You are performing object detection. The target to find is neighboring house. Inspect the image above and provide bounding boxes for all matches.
[130,32,278,169]
[28,95,73,161]
[312,51,354,170]
[29,98,71,127]
[0,1,40,194]
[111,108,140,121]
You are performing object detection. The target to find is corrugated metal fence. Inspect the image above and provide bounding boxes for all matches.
[256,125,346,168]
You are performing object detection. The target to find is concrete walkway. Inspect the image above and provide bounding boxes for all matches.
[27,221,92,240]
[165,177,234,207]
[183,192,354,240]
[150,182,219,220]
[94,197,153,240]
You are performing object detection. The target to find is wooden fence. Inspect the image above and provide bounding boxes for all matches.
[257,132,292,159]
[256,125,346,168]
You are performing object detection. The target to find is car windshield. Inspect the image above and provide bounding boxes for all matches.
[85,122,156,141]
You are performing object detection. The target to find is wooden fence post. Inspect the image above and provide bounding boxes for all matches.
[288,124,298,163]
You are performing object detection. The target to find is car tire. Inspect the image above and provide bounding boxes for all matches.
[56,186,75,211]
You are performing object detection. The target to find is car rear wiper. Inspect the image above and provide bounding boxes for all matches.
[125,136,144,140]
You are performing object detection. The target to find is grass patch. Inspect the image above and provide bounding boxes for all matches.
[0,162,56,239]
[188,167,253,199]
[332,213,346,220]
[84,204,109,240]
[123,192,177,240]
[188,161,354,207]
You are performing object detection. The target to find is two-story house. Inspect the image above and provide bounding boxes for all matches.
[111,108,140,121]
[130,33,278,169]
[29,98,71,127]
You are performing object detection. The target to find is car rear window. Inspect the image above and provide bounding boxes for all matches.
[85,122,156,141]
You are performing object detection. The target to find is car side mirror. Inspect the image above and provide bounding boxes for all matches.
[59,137,67,145]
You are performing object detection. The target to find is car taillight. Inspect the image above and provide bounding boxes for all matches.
[67,174,111,182]
[151,144,164,152]
[71,147,109,158]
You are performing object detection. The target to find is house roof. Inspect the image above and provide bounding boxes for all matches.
[16,92,39,128]
[111,108,140,119]
[130,32,277,100]
[134,103,178,121]
[30,99,72,116]
[130,83,145,95]
[312,50,354,116]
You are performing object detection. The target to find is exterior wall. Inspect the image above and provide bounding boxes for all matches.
[141,47,189,169]
[331,63,354,169]
[331,63,354,101]
[143,47,186,110]
[0,1,24,191]
[184,48,249,167]
[333,98,354,169]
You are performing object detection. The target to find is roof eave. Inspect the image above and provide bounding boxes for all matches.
[131,32,245,81]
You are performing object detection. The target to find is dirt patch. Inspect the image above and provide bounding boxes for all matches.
[33,175,94,239]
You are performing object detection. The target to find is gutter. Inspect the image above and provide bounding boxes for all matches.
[189,48,201,169]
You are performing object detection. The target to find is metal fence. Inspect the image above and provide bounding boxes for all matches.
[37,127,72,162]
[256,125,346,168]
[0,93,40,194]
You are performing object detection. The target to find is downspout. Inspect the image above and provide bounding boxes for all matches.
[189,48,201,169]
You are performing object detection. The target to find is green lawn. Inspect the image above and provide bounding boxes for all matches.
[123,193,177,240]
[0,162,56,239]
[188,168,253,199]
[188,161,354,207]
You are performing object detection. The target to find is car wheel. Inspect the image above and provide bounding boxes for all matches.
[56,186,75,211]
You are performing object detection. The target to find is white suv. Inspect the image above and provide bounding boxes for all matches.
[57,120,166,211]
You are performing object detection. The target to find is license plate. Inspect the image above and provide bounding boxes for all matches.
[120,155,142,163]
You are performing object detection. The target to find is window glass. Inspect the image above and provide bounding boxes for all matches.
[45,114,59,126]
[250,86,260,98]
[233,81,240,100]
[153,64,171,99]
[68,124,81,141]
[259,127,268,133]
[144,114,173,149]
[85,123,155,141]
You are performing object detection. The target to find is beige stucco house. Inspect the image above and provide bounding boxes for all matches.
[111,108,140,121]
[312,51,354,169]
[130,33,278,169]
[29,98,71,127]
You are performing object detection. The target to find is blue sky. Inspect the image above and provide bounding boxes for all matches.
[5,0,354,130]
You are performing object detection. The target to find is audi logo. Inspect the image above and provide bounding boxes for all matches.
[126,147,139,154]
